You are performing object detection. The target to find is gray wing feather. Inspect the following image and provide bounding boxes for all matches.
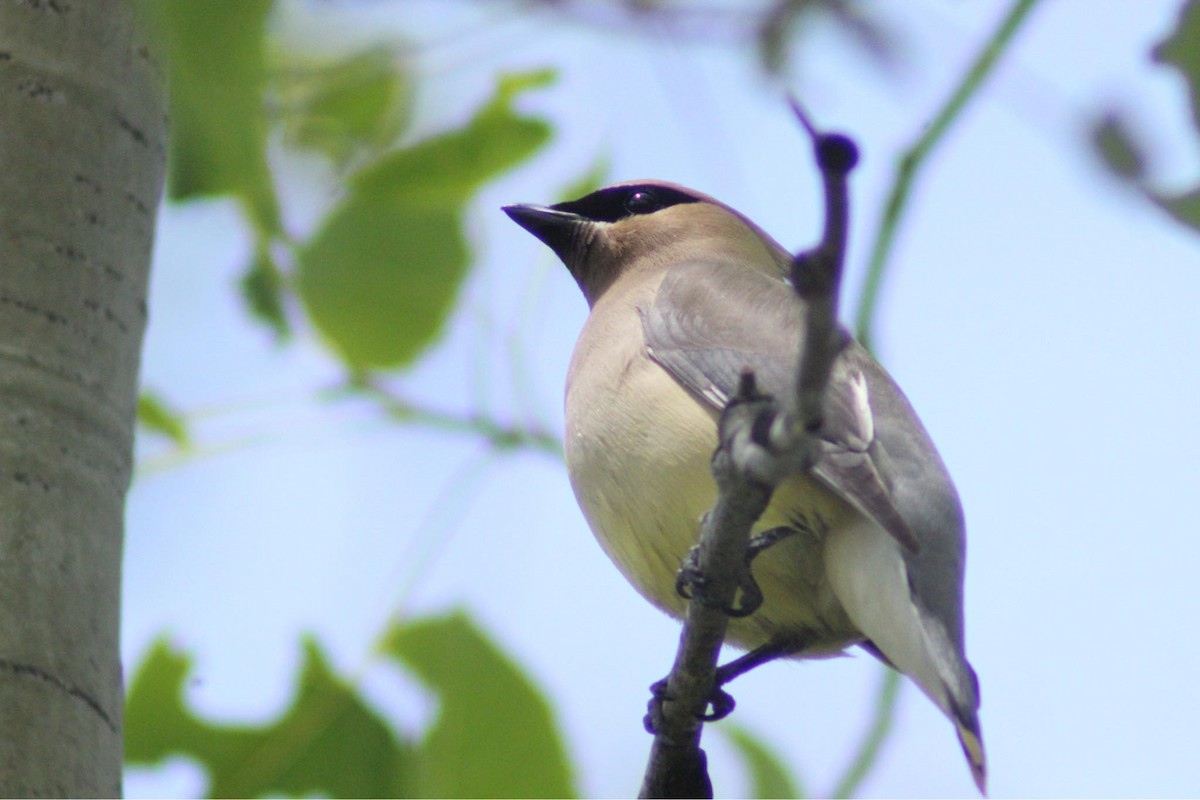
[638,260,796,409]
[639,260,962,568]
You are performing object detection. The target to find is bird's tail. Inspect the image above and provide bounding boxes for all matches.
[955,714,988,795]
[824,519,986,794]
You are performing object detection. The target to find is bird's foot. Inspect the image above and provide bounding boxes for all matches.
[675,526,797,617]
[674,544,707,603]
[644,637,807,735]
[643,678,737,735]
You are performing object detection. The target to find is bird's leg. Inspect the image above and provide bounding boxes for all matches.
[746,525,798,560]
[715,637,807,687]
[651,526,800,729]
[645,636,808,731]
[703,638,809,723]
[675,525,798,618]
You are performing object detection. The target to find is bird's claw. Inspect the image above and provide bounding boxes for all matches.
[643,678,737,734]
[675,545,705,601]
[700,687,736,721]
[722,570,763,617]
[674,527,797,617]
[747,526,797,558]
[643,678,670,734]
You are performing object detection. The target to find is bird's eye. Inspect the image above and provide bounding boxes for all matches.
[625,190,657,214]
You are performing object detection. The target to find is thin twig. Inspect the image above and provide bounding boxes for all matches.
[347,378,563,458]
[823,2,1041,791]
[854,0,1042,352]
[787,97,857,435]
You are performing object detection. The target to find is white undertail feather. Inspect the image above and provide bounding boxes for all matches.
[824,516,986,791]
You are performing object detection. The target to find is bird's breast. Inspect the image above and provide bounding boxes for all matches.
[563,281,861,654]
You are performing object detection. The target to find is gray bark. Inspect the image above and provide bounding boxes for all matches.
[0,0,166,795]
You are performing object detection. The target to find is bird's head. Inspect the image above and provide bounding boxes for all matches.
[504,181,790,307]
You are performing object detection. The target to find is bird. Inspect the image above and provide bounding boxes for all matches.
[503,179,985,792]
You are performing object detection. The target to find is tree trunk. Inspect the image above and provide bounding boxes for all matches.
[0,1,166,795]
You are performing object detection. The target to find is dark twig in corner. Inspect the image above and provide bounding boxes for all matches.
[637,103,859,799]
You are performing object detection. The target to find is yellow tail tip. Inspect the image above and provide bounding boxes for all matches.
[956,723,988,796]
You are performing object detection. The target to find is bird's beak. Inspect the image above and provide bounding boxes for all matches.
[503,203,584,262]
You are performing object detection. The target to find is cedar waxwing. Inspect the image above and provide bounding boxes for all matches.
[503,180,985,792]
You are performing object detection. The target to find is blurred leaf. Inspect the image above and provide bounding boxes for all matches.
[830,668,902,799]
[136,391,189,447]
[1150,0,1200,235]
[296,199,467,370]
[296,69,554,370]
[1088,110,1200,236]
[126,637,408,798]
[1089,112,1147,182]
[351,68,555,207]
[138,0,280,234]
[384,610,577,799]
[1155,188,1200,233]
[239,246,291,339]
[272,45,413,167]
[757,0,808,75]
[757,0,898,77]
[718,722,806,799]
[1153,0,1200,134]
[556,154,610,202]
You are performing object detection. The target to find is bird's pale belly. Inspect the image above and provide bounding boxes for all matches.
[564,343,862,656]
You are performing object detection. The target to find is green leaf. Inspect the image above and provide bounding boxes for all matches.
[383,611,576,799]
[126,637,409,798]
[296,196,468,370]
[718,722,806,799]
[296,69,554,369]
[272,45,413,166]
[350,69,554,208]
[1155,188,1200,233]
[239,245,290,339]
[1151,1,1200,235]
[136,391,189,447]
[139,0,280,233]
[1089,112,1147,182]
[1153,0,1200,135]
[1088,113,1200,236]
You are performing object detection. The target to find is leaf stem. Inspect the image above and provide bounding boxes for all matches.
[854,0,1042,351]
[837,1,1041,794]
[348,378,564,458]
[831,669,902,799]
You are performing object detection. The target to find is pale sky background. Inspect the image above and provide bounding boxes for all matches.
[124,1,1200,797]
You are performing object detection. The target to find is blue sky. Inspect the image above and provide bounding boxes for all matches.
[125,2,1200,796]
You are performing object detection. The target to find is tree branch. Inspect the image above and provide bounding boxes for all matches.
[638,105,859,799]
[638,375,778,800]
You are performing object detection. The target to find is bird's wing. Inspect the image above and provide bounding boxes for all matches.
[639,259,949,556]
